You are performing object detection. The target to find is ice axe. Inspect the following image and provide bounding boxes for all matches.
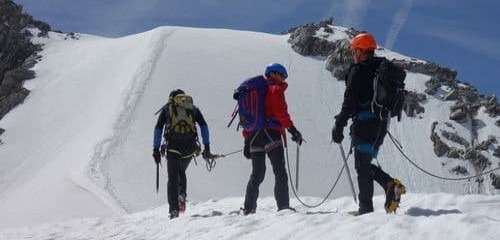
[156,162,161,193]
[338,143,357,203]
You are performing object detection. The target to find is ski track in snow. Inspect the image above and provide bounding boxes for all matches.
[88,28,178,212]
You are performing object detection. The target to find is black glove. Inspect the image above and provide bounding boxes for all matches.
[331,125,344,143]
[243,139,251,159]
[202,145,212,159]
[233,89,240,100]
[288,126,303,145]
[153,148,161,164]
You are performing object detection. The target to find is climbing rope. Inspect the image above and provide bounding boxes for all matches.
[284,142,349,208]
[202,148,243,172]
[388,131,500,181]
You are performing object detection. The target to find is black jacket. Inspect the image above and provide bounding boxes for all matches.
[334,57,385,128]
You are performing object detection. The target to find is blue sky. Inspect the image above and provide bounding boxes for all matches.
[15,0,500,97]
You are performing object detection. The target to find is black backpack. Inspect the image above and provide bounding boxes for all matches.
[370,59,407,121]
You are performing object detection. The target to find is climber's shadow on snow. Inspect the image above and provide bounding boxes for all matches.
[305,211,337,215]
[405,207,461,217]
[190,211,224,218]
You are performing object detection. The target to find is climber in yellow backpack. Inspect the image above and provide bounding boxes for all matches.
[153,89,213,219]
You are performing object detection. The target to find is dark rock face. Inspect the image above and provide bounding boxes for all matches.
[424,77,441,95]
[285,17,358,58]
[403,91,426,117]
[451,165,468,175]
[287,18,337,57]
[430,121,494,176]
[0,0,50,121]
[475,136,496,151]
[325,39,353,80]
[433,137,450,157]
[491,173,500,189]
[494,147,500,158]
[463,149,491,172]
[441,130,470,148]
[431,122,450,157]
[392,60,457,84]
[447,148,464,159]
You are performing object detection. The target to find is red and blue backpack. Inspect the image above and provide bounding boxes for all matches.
[228,75,278,133]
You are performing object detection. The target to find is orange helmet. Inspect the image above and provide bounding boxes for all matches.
[350,33,377,51]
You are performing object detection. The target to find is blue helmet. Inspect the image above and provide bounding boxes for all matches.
[265,63,288,79]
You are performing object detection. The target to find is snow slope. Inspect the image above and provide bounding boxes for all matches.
[0,26,499,237]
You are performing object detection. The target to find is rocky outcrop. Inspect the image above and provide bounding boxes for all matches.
[481,96,499,117]
[441,130,470,148]
[463,149,491,172]
[490,173,500,190]
[447,147,464,159]
[403,91,426,117]
[392,60,457,83]
[448,102,476,123]
[433,136,450,157]
[0,0,50,121]
[431,122,450,157]
[451,165,468,175]
[442,84,498,124]
[325,39,353,80]
[285,17,358,57]
[431,121,493,174]
[476,136,496,151]
[494,147,500,158]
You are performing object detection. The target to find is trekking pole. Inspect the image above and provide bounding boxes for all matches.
[155,163,160,193]
[295,143,300,191]
[338,143,357,203]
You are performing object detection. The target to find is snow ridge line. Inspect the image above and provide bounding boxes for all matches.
[83,28,178,213]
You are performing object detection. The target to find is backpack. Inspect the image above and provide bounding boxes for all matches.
[370,59,407,121]
[164,94,198,156]
[229,76,268,133]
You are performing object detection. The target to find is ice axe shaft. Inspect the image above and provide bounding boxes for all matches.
[338,143,357,203]
[156,163,160,193]
[295,144,300,191]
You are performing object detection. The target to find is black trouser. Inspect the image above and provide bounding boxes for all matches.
[351,117,393,213]
[354,150,392,212]
[166,151,191,213]
[244,129,289,210]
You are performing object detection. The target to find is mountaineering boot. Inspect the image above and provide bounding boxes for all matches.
[179,195,186,213]
[384,178,406,213]
[278,206,297,212]
[240,207,256,215]
[347,210,372,216]
[169,210,179,219]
